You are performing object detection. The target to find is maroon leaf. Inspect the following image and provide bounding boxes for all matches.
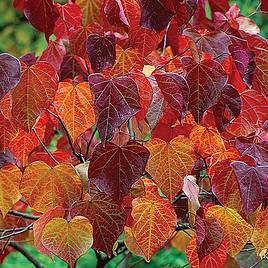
[212,85,242,132]
[24,0,59,40]
[173,0,197,27]
[154,73,189,120]
[88,73,140,142]
[207,0,230,13]
[0,53,21,99]
[231,161,268,217]
[86,34,116,73]
[196,208,224,260]
[88,141,150,202]
[140,0,174,32]
[183,28,231,62]
[235,138,268,165]
[19,53,37,67]
[261,0,268,12]
[182,57,228,123]
[70,193,126,256]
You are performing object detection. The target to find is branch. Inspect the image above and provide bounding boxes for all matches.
[9,241,43,268]
[32,128,59,165]
[85,127,98,160]
[0,223,33,241]
[8,210,40,220]
[47,109,85,163]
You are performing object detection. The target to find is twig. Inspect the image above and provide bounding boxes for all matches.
[32,128,59,165]
[47,109,85,163]
[85,127,98,160]
[161,21,171,56]
[0,223,33,241]
[127,119,135,141]
[179,263,190,268]
[9,241,43,268]
[8,210,40,220]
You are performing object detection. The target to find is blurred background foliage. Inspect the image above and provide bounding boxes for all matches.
[0,0,267,267]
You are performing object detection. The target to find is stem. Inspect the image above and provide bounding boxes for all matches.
[32,128,59,165]
[9,241,43,268]
[47,109,85,163]
[127,119,135,141]
[85,127,98,160]
[161,21,171,56]
[0,223,33,241]
[8,210,40,220]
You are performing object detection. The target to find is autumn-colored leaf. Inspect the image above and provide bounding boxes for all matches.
[189,125,225,158]
[0,165,22,217]
[41,216,93,267]
[88,141,149,202]
[206,205,253,256]
[33,206,65,256]
[0,53,21,99]
[124,226,145,257]
[53,82,95,142]
[251,207,268,256]
[76,0,102,25]
[88,73,140,142]
[131,189,177,261]
[146,136,195,200]
[231,161,268,217]
[11,61,58,132]
[70,193,126,256]
[183,175,200,211]
[171,229,195,253]
[20,161,82,213]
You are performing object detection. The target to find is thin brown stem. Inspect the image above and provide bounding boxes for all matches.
[0,223,33,241]
[8,210,40,220]
[85,127,98,160]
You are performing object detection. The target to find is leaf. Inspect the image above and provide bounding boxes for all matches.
[140,0,174,32]
[181,57,227,123]
[206,205,253,257]
[76,0,102,25]
[208,159,243,213]
[24,0,59,40]
[154,72,189,121]
[41,216,93,267]
[183,28,231,61]
[145,136,196,201]
[189,125,225,158]
[33,206,65,257]
[0,53,21,99]
[186,236,228,268]
[88,141,149,202]
[70,193,126,256]
[88,73,140,142]
[20,161,82,213]
[261,0,268,12]
[53,82,95,142]
[182,175,200,211]
[171,229,195,253]
[86,33,116,73]
[173,0,197,27]
[129,26,159,57]
[0,165,22,217]
[231,161,268,217]
[251,207,268,256]
[131,189,177,261]
[11,61,58,132]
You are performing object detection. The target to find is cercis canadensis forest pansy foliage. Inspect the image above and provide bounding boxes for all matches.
[0,0,268,267]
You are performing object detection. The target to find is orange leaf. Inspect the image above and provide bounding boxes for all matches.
[0,165,22,217]
[11,61,58,132]
[53,82,95,142]
[171,229,195,253]
[189,125,226,157]
[76,0,102,25]
[145,136,196,200]
[131,190,177,261]
[206,205,253,257]
[33,206,65,257]
[20,161,82,213]
[41,216,93,267]
[251,207,268,256]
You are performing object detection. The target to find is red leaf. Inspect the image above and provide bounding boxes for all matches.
[88,141,150,202]
[24,0,59,40]
[86,33,116,72]
[173,0,197,27]
[0,53,21,99]
[231,161,268,217]
[182,57,227,123]
[261,0,268,12]
[88,73,140,142]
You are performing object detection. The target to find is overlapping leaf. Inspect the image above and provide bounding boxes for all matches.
[0,165,22,217]
[145,136,196,200]
[88,73,140,142]
[41,216,93,267]
[53,82,95,142]
[88,141,149,202]
[20,161,82,212]
[76,0,102,25]
[70,193,126,256]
